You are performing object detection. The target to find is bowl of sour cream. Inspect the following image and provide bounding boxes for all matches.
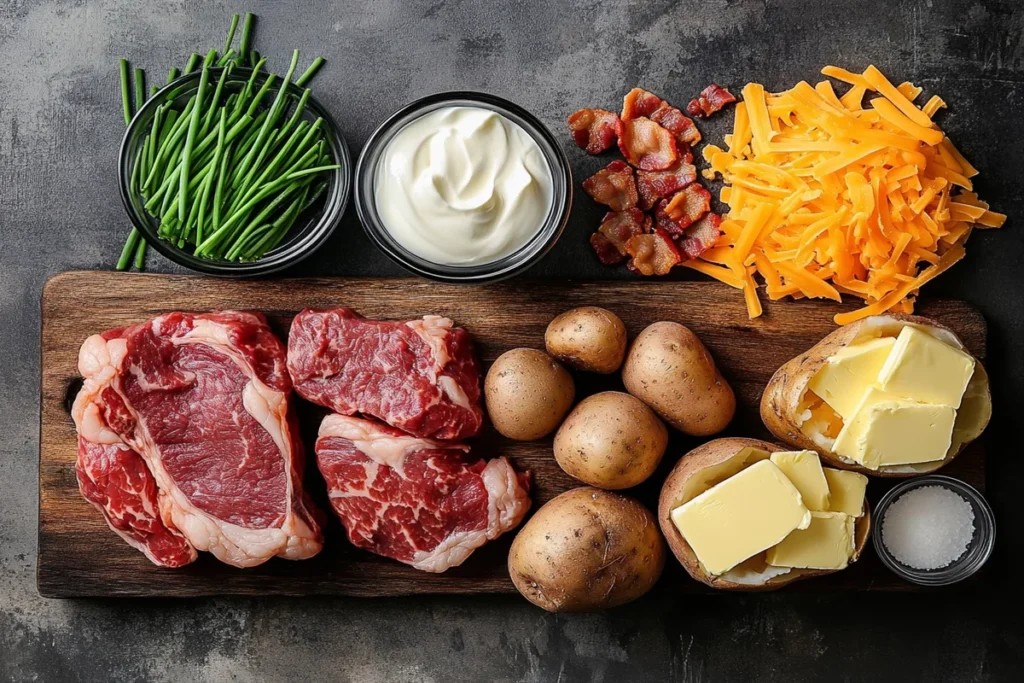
[355,92,571,282]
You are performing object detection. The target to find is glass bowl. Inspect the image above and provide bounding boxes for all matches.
[354,91,572,283]
[872,475,995,586]
[118,67,351,276]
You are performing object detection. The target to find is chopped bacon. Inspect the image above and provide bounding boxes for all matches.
[621,88,664,121]
[590,232,625,265]
[686,84,737,118]
[636,162,697,210]
[677,142,694,165]
[679,212,723,260]
[625,228,682,276]
[582,160,638,211]
[653,199,685,239]
[664,183,712,229]
[650,102,702,146]
[597,208,650,259]
[618,117,678,171]
[568,108,623,154]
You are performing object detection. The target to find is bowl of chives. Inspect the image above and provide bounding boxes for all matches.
[118,63,350,276]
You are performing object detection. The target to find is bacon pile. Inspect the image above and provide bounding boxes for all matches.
[569,87,733,275]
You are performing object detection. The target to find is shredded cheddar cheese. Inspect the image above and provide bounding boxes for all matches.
[698,64,1006,324]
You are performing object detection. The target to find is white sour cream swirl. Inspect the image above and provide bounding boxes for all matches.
[374,106,553,266]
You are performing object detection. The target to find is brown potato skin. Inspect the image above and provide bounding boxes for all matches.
[485,348,575,441]
[657,438,871,591]
[622,322,736,436]
[545,307,628,374]
[508,487,665,612]
[554,391,668,490]
[760,314,991,477]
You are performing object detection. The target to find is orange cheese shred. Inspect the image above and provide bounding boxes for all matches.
[693,65,1006,324]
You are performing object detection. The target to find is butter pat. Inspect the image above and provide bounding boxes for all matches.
[877,327,975,409]
[770,450,830,511]
[833,388,956,469]
[808,337,896,419]
[671,460,811,576]
[822,468,868,517]
[766,512,855,570]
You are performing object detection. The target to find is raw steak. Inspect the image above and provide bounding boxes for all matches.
[287,309,484,441]
[315,414,531,572]
[72,311,323,568]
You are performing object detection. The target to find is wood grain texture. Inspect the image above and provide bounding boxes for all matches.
[38,271,988,598]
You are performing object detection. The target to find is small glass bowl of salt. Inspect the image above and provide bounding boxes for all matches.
[872,475,995,586]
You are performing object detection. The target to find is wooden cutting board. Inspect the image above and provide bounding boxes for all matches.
[38,271,988,598]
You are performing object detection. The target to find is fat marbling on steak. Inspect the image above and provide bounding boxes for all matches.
[72,311,323,568]
[286,308,484,441]
[315,414,531,572]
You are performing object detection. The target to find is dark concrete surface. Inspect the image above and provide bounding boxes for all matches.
[2,1,1024,681]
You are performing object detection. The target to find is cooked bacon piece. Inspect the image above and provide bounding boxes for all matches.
[621,88,664,121]
[618,118,678,171]
[653,199,684,239]
[568,108,623,154]
[597,208,650,259]
[625,228,682,276]
[590,232,625,265]
[583,160,638,211]
[664,183,712,229]
[679,212,723,260]
[650,102,701,147]
[636,162,697,210]
[686,84,737,118]
[677,142,694,165]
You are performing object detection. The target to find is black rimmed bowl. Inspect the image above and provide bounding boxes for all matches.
[355,91,572,283]
[872,475,995,586]
[118,67,350,276]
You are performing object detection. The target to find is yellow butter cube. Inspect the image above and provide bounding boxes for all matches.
[833,387,955,469]
[808,337,895,419]
[766,511,855,570]
[670,460,811,576]
[770,450,830,511]
[877,327,975,409]
[822,468,868,517]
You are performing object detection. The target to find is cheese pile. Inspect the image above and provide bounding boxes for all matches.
[694,65,1006,325]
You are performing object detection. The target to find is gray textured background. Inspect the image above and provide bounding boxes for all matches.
[2,1,1024,681]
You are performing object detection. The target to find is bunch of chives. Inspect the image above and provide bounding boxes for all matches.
[116,12,333,270]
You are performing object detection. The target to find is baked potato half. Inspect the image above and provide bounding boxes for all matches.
[760,314,991,477]
[657,437,871,591]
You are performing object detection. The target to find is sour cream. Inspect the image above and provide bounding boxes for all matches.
[374,106,553,266]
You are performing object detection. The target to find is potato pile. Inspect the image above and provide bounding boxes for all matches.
[487,306,737,612]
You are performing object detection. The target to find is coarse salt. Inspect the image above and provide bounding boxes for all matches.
[881,485,975,570]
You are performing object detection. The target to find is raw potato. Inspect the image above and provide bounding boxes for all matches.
[508,487,665,612]
[545,306,628,374]
[657,438,871,591]
[485,348,575,440]
[554,391,667,489]
[760,314,992,477]
[622,322,735,436]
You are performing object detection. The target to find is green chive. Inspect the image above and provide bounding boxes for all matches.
[178,62,211,223]
[119,59,133,125]
[116,228,141,270]
[133,68,145,112]
[295,57,325,88]
[224,13,240,53]
[239,13,256,63]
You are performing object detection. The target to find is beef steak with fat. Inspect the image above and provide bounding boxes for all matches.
[72,311,323,568]
[315,414,531,572]
[287,308,484,440]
